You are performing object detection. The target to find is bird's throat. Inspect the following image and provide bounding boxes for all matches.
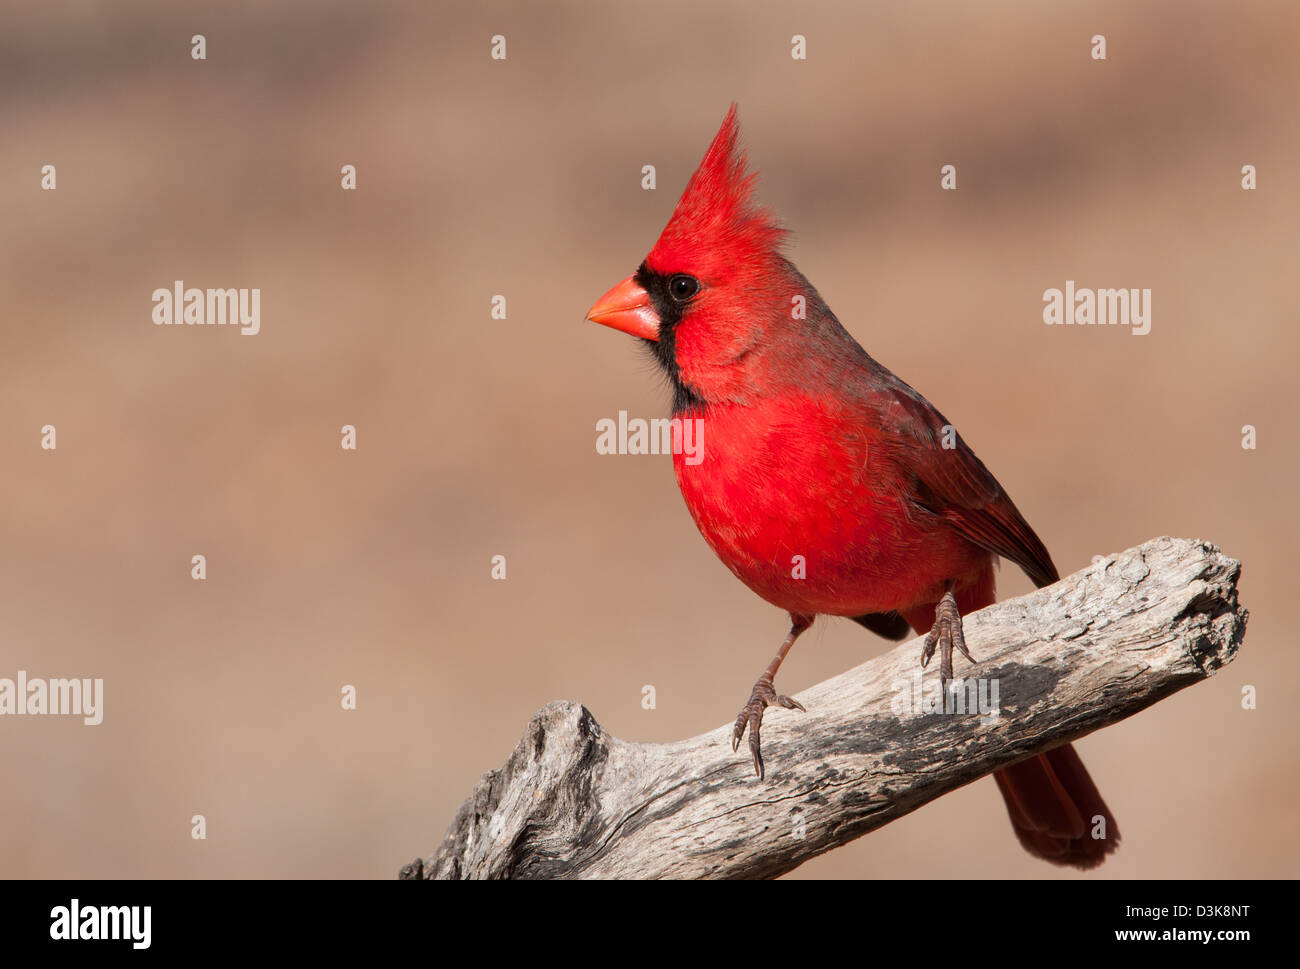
[633,263,708,415]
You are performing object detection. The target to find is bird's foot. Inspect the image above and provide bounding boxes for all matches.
[731,675,805,780]
[920,585,976,694]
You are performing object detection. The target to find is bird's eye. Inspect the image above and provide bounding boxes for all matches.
[668,274,700,302]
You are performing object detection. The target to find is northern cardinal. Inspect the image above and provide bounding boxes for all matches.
[586,105,1118,868]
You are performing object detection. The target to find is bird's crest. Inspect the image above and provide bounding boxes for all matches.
[646,104,786,277]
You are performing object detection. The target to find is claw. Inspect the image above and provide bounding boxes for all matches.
[730,615,813,779]
[731,677,806,780]
[919,585,977,695]
[920,629,938,668]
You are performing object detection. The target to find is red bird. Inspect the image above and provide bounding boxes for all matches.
[586,105,1118,868]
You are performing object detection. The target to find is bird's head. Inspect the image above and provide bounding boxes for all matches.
[586,104,804,411]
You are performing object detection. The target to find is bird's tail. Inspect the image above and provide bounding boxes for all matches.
[902,569,1120,868]
[992,742,1120,868]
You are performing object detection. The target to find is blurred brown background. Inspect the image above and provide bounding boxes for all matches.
[2,0,1297,879]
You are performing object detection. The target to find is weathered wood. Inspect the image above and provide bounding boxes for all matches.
[408,537,1245,880]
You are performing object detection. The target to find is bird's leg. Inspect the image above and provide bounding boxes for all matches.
[732,613,813,779]
[920,580,977,696]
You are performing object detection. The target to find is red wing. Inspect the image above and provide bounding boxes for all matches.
[872,377,1059,589]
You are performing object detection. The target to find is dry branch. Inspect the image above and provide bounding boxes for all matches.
[403,536,1245,880]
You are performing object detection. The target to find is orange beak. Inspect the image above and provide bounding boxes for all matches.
[585,275,659,341]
